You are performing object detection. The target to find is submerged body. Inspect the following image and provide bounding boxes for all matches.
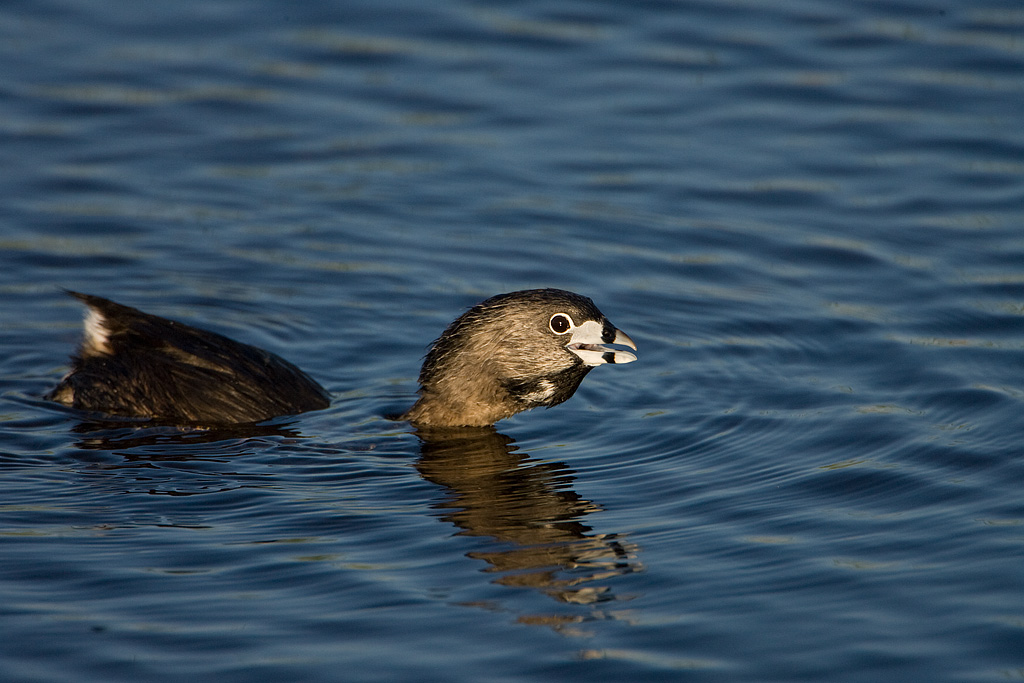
[48,292,330,424]
[49,289,636,427]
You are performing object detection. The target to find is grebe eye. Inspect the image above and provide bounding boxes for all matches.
[549,313,572,334]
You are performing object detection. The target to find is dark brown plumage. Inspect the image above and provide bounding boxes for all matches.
[48,292,330,425]
[49,289,636,427]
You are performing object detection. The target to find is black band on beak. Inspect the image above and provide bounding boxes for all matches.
[601,321,617,344]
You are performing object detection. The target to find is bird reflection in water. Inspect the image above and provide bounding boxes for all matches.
[68,418,307,453]
[415,426,642,631]
[65,417,643,633]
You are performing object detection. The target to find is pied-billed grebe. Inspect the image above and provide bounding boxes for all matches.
[49,288,636,427]
[403,289,636,427]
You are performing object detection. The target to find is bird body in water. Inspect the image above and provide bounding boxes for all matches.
[47,292,331,425]
[48,289,636,428]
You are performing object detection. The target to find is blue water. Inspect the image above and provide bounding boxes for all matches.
[2,0,1023,681]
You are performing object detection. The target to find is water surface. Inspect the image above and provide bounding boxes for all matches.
[2,1,1023,681]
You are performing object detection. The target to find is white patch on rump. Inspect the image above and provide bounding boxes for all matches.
[82,307,112,356]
